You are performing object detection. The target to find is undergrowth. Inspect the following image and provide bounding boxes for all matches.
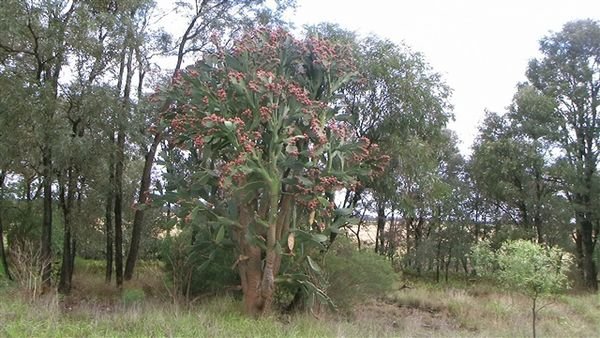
[1,261,599,337]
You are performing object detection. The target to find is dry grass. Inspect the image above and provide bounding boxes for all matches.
[1,262,599,337]
[366,280,600,337]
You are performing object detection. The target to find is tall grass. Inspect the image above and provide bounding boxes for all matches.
[1,260,599,337]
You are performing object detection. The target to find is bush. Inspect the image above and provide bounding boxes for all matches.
[121,287,145,306]
[471,239,572,338]
[324,237,396,312]
[161,227,239,303]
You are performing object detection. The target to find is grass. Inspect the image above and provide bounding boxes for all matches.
[1,262,599,337]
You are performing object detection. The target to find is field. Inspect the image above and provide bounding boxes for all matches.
[0,261,599,337]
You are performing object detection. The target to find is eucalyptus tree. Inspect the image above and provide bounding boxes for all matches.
[162,27,386,316]
[470,86,563,247]
[306,26,453,250]
[122,0,296,281]
[0,0,85,286]
[527,20,600,290]
[0,0,161,290]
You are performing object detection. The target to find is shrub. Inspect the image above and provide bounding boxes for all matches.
[324,237,396,312]
[121,287,145,306]
[472,239,572,338]
[161,227,239,303]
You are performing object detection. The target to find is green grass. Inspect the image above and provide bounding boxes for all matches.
[1,262,599,337]
[0,291,367,338]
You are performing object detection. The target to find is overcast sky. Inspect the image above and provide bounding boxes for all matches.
[286,0,600,154]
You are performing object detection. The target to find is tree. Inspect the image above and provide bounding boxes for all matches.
[310,27,453,253]
[0,172,11,280]
[527,20,600,290]
[472,240,572,338]
[162,27,386,316]
[123,0,296,281]
[0,0,84,287]
[470,87,566,246]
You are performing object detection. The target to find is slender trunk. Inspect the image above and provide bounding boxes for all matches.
[124,3,199,279]
[70,236,76,285]
[0,210,10,281]
[574,229,584,282]
[461,257,469,276]
[387,210,396,259]
[444,248,452,283]
[114,129,125,287]
[532,297,537,338]
[0,172,12,280]
[435,240,441,283]
[124,38,159,280]
[105,171,114,283]
[58,208,72,293]
[406,217,412,269]
[355,222,362,251]
[58,166,76,294]
[41,146,53,287]
[375,202,386,254]
[580,217,598,290]
[415,216,424,275]
[114,31,135,287]
[124,133,162,280]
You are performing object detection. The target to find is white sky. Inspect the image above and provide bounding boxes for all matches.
[287,0,600,154]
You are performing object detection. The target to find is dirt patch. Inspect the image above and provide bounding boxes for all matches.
[353,299,460,334]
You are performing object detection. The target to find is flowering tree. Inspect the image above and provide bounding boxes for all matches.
[161,28,387,316]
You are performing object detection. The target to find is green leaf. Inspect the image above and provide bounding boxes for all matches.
[312,233,328,243]
[215,225,225,244]
[297,176,314,187]
[334,208,353,217]
[306,256,321,273]
[334,113,353,122]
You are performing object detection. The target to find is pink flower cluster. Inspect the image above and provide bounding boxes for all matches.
[327,120,349,139]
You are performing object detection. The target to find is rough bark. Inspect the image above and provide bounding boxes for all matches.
[114,128,125,288]
[58,167,76,294]
[375,202,386,254]
[124,132,161,280]
[235,196,285,317]
[105,169,114,283]
[0,172,12,280]
[114,32,135,287]
[41,146,53,287]
[580,217,598,290]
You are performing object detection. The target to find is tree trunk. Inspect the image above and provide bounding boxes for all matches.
[114,128,125,288]
[58,167,76,294]
[574,229,584,283]
[532,296,537,338]
[41,146,53,287]
[124,132,162,280]
[104,134,115,283]
[444,248,452,283]
[70,236,76,285]
[105,179,114,283]
[113,36,135,287]
[375,202,386,254]
[58,209,72,293]
[0,210,10,281]
[235,201,283,317]
[580,218,598,290]
[237,202,264,316]
[435,240,442,283]
[0,172,12,280]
